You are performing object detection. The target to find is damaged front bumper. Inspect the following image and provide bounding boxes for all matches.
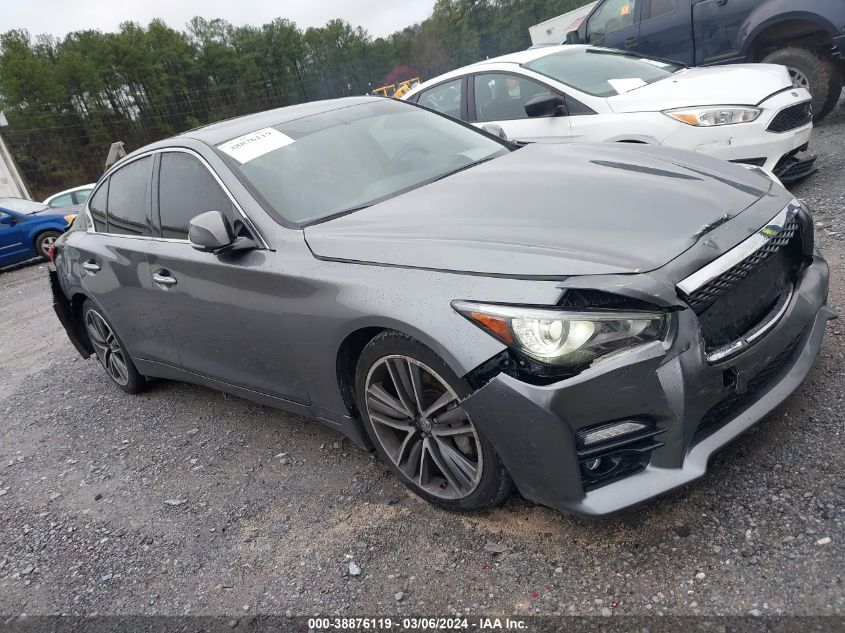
[461,254,833,516]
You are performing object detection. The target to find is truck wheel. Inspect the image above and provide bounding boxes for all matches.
[763,47,839,122]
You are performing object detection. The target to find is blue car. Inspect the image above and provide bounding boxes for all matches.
[0,197,77,268]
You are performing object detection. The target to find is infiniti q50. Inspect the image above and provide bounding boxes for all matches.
[51,97,832,516]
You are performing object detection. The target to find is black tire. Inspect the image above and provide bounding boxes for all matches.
[34,230,61,261]
[81,299,146,394]
[355,330,512,512]
[763,47,839,122]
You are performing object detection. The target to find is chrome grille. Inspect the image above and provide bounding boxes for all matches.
[677,202,807,360]
[685,217,799,314]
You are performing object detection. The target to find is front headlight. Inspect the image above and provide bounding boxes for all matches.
[664,106,761,126]
[452,301,667,367]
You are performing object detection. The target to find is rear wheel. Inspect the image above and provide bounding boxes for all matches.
[355,331,512,511]
[82,300,145,393]
[763,47,840,122]
[34,230,61,260]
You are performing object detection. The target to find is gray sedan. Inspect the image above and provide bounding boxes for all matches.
[50,96,833,516]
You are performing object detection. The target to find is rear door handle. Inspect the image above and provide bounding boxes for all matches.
[625,37,638,49]
[152,270,177,287]
[82,260,101,273]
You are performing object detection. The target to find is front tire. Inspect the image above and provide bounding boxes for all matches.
[82,300,146,394]
[355,330,512,511]
[34,230,61,261]
[763,47,840,122]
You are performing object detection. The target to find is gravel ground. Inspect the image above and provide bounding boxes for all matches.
[0,101,843,622]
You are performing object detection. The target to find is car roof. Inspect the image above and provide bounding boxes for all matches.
[408,45,591,93]
[179,96,384,145]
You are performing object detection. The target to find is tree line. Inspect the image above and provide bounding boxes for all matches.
[0,0,587,198]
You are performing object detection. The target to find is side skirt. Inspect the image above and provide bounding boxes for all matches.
[134,359,372,450]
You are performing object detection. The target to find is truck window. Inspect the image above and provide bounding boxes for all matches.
[587,0,639,42]
[645,0,676,19]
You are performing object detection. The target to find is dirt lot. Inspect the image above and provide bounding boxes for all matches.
[1,103,843,622]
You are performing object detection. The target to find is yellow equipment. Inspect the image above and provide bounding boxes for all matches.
[372,77,422,99]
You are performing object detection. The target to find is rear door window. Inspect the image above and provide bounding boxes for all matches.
[107,157,153,236]
[473,73,554,122]
[88,182,108,232]
[48,193,74,207]
[158,152,236,240]
[73,189,92,204]
[416,79,464,119]
[646,0,676,18]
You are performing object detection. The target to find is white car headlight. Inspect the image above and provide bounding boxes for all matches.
[452,301,667,367]
[664,107,761,126]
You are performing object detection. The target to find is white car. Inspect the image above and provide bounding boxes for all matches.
[403,45,815,182]
[43,183,96,208]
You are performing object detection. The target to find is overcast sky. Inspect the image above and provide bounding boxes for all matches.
[2,0,436,40]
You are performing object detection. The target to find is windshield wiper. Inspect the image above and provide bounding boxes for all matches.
[430,155,501,184]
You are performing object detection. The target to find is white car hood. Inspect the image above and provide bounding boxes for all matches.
[607,64,793,113]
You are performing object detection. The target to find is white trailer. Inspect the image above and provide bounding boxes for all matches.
[529,2,596,46]
[0,113,29,199]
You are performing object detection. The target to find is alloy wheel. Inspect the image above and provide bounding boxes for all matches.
[364,355,483,500]
[39,235,57,257]
[788,66,810,90]
[85,309,130,386]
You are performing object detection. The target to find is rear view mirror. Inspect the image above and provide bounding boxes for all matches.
[525,94,567,118]
[565,30,582,45]
[0,214,16,225]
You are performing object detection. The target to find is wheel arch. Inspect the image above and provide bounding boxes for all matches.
[334,317,482,419]
[745,15,836,61]
[70,292,95,355]
[336,326,387,419]
[30,225,63,253]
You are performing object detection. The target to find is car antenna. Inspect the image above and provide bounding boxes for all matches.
[104,141,126,171]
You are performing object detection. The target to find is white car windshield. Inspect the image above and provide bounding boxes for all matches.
[219,99,510,226]
[524,47,684,97]
[0,198,49,214]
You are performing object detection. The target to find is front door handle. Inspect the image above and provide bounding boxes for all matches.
[82,260,101,273]
[625,37,638,49]
[152,270,177,287]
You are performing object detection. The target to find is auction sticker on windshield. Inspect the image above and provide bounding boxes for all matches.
[218,127,295,164]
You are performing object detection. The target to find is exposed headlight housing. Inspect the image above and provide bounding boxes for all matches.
[63,213,77,225]
[452,301,667,368]
[664,106,761,126]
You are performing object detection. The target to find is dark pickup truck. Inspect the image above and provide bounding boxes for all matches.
[565,0,845,121]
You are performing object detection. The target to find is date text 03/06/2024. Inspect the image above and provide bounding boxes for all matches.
[307,617,528,630]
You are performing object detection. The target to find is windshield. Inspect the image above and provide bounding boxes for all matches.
[217,99,510,226]
[0,198,49,214]
[524,47,684,98]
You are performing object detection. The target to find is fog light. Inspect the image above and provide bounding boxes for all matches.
[578,421,649,448]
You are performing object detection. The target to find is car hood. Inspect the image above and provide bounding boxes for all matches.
[608,64,792,113]
[304,142,772,278]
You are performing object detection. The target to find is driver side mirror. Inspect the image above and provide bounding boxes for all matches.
[0,214,17,225]
[565,30,582,45]
[525,93,567,118]
[189,211,257,255]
